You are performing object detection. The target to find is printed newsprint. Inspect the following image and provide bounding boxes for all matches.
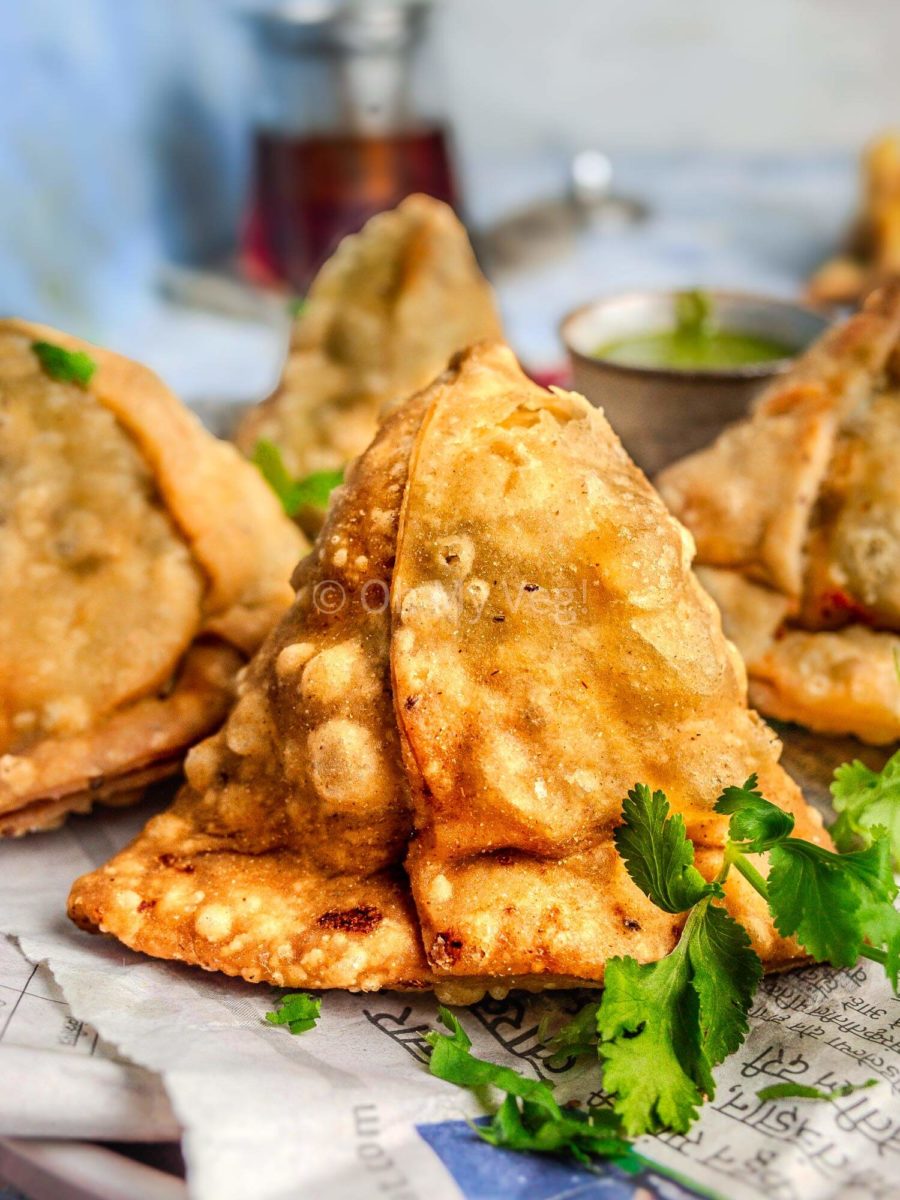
[0,769,898,1200]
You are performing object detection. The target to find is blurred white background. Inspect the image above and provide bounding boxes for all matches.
[440,0,900,155]
[1,0,897,384]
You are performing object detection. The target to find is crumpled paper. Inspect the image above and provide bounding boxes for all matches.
[1,742,900,1200]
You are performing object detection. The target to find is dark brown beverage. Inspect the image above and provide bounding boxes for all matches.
[241,124,458,292]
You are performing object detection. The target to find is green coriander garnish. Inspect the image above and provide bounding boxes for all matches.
[757,1079,877,1103]
[32,340,97,387]
[595,774,900,1135]
[252,439,343,518]
[426,1007,630,1163]
[830,749,900,866]
[264,992,321,1034]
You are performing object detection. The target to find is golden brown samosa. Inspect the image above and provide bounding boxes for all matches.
[658,284,900,744]
[0,320,305,835]
[235,194,502,484]
[70,344,827,996]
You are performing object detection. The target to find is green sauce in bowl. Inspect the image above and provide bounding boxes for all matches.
[594,290,795,371]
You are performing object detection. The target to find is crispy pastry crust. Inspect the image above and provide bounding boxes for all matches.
[392,345,826,988]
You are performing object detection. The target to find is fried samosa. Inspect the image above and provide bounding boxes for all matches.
[0,321,305,835]
[809,131,900,308]
[69,344,827,997]
[658,284,900,744]
[234,194,502,488]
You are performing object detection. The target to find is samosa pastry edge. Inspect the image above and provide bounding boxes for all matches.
[70,344,827,998]
[235,194,502,493]
[0,320,305,835]
[659,284,900,744]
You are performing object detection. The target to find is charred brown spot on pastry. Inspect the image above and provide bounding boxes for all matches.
[623,917,641,931]
[404,695,419,710]
[138,899,157,913]
[431,932,464,968]
[316,905,383,934]
[158,852,195,874]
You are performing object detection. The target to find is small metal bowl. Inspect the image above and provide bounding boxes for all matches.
[561,289,829,477]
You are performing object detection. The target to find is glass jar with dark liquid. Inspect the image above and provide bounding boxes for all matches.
[241,1,457,293]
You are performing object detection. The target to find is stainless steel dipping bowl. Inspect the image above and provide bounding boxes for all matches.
[561,290,828,477]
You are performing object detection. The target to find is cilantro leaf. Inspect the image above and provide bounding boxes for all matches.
[538,1001,600,1066]
[427,1007,558,1111]
[479,1095,628,1164]
[767,834,900,987]
[252,439,343,517]
[287,296,307,317]
[32,340,97,387]
[615,784,718,913]
[598,896,760,1135]
[264,992,321,1034]
[714,774,795,852]
[830,751,900,864]
[601,773,898,1141]
[252,439,297,513]
[687,900,761,1063]
[598,941,706,1134]
[757,1079,877,1102]
[427,1007,629,1162]
[292,468,345,511]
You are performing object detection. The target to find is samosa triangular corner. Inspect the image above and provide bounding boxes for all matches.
[70,340,828,997]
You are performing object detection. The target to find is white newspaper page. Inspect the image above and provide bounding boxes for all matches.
[0,783,899,1200]
[0,932,177,1141]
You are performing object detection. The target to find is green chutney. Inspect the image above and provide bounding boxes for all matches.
[594,291,794,371]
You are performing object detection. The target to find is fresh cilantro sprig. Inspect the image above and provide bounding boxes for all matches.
[757,1079,877,1103]
[714,774,795,851]
[538,1000,600,1066]
[715,784,900,988]
[830,750,900,865]
[252,439,343,518]
[597,775,900,1136]
[614,785,719,911]
[426,1007,630,1163]
[264,992,321,1034]
[599,792,761,1134]
[32,340,97,387]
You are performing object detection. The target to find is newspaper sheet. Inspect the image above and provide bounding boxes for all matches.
[0,761,898,1200]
